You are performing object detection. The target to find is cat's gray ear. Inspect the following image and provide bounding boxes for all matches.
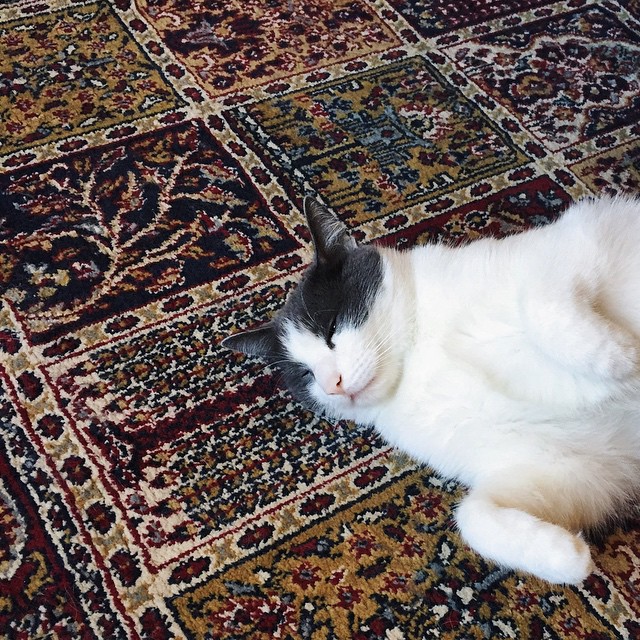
[220,323,279,359]
[303,197,357,265]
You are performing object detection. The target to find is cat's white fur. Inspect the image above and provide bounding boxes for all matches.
[285,196,640,584]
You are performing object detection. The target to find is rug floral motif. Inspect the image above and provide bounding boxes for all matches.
[0,0,638,639]
[447,4,640,150]
[0,119,298,343]
[173,471,631,640]
[388,0,557,37]
[227,55,529,222]
[137,0,401,96]
[0,2,183,155]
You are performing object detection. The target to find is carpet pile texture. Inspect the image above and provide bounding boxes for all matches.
[0,0,639,638]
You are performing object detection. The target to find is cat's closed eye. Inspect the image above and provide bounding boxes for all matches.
[327,314,338,347]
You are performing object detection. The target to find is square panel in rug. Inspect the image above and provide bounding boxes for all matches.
[136,0,402,96]
[226,55,530,223]
[37,298,408,573]
[0,119,299,344]
[0,1,183,157]
[447,4,640,150]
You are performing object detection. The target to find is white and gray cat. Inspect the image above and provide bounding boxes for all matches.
[222,195,640,584]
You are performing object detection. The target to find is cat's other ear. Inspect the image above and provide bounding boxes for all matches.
[303,197,357,265]
[220,323,279,359]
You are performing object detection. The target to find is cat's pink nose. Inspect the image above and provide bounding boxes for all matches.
[324,374,347,396]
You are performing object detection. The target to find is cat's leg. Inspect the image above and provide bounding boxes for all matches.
[522,290,639,380]
[455,489,593,584]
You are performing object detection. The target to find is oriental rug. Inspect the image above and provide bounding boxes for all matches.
[0,1,639,638]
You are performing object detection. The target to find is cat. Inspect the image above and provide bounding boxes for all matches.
[222,195,640,584]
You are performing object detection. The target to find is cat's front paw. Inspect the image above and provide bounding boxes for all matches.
[531,532,593,585]
[456,498,594,585]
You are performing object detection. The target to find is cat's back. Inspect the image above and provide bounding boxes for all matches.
[534,196,640,313]
[407,195,640,296]
[524,195,640,269]
[554,194,640,233]
[383,195,640,413]
[382,194,640,354]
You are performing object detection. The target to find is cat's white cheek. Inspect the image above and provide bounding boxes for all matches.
[283,321,394,412]
[333,330,377,392]
[282,323,347,407]
[330,328,400,408]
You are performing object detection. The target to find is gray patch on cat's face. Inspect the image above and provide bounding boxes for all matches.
[222,198,384,412]
[275,245,383,407]
[286,245,383,334]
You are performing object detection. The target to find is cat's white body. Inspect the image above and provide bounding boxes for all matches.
[372,198,640,476]
[227,196,640,583]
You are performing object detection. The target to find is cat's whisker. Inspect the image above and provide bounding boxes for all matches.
[364,324,394,359]
[300,287,314,326]
[257,359,292,373]
[368,335,392,358]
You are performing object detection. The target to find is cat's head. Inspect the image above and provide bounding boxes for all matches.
[222,198,405,419]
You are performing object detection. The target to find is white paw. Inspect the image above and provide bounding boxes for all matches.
[528,531,593,585]
[456,499,594,585]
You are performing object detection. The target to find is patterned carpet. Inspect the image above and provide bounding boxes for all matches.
[1,0,639,638]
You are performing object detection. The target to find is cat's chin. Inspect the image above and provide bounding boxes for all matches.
[349,376,381,406]
[351,363,406,410]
